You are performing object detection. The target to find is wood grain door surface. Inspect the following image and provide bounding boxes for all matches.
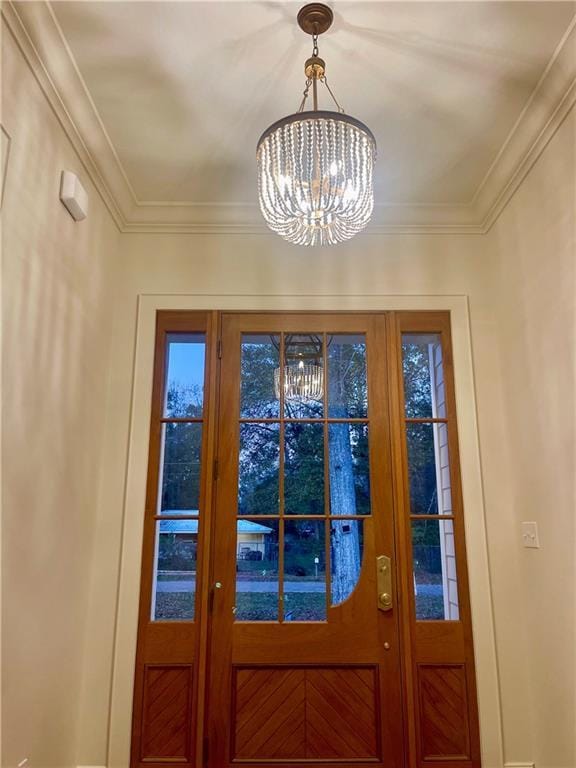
[206,313,404,768]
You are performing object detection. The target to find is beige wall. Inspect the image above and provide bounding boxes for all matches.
[487,108,576,768]
[83,231,511,768]
[1,25,120,768]
[2,8,575,768]
[82,109,575,768]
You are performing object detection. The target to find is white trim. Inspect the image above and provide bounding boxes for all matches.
[4,1,575,235]
[106,294,504,768]
[77,764,537,767]
[0,2,126,231]
[504,763,536,768]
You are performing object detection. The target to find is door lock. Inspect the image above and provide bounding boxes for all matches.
[377,556,393,611]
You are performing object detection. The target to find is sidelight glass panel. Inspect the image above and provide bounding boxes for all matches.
[159,423,202,514]
[152,519,197,621]
[284,520,327,621]
[235,520,279,621]
[402,333,446,419]
[412,519,459,620]
[283,334,324,419]
[164,333,205,418]
[330,519,364,606]
[285,423,324,515]
[241,334,280,418]
[328,423,370,516]
[328,334,368,418]
[406,423,452,515]
[238,423,279,515]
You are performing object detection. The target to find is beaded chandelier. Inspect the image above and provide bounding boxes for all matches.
[257,3,376,247]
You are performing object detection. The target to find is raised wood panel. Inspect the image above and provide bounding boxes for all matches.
[140,665,192,761]
[233,666,379,760]
[418,664,470,761]
[306,668,379,758]
[234,668,306,759]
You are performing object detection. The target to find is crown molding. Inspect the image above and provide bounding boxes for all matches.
[1,1,127,230]
[474,13,576,232]
[5,1,576,236]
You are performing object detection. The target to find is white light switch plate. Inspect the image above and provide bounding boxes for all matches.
[521,521,540,548]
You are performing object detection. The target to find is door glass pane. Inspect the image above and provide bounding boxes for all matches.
[328,334,367,418]
[164,333,205,418]
[329,423,370,515]
[235,520,279,621]
[285,423,324,515]
[159,423,202,514]
[283,334,324,419]
[284,520,326,621]
[330,519,364,606]
[238,423,279,515]
[241,334,280,418]
[402,333,446,418]
[406,423,452,515]
[152,520,197,620]
[412,519,459,620]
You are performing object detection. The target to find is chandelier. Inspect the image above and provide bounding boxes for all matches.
[273,335,324,402]
[257,3,376,247]
[274,360,324,402]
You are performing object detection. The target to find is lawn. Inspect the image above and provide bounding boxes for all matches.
[155,592,194,620]
[236,593,326,621]
[415,593,444,620]
[154,591,326,621]
[155,587,444,621]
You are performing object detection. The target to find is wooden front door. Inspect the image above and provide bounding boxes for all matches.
[207,313,404,766]
[130,310,481,768]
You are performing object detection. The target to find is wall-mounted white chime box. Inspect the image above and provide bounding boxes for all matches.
[59,170,88,221]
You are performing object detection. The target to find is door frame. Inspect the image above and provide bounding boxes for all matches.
[106,295,503,768]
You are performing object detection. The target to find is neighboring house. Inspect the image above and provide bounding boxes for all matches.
[160,512,273,562]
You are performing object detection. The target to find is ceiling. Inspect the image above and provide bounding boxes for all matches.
[11,1,576,230]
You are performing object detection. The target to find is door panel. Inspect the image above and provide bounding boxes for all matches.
[131,312,216,768]
[206,314,404,768]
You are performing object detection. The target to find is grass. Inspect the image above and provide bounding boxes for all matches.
[158,573,195,582]
[155,586,445,622]
[155,592,326,621]
[155,593,194,621]
[415,594,444,620]
[236,593,326,621]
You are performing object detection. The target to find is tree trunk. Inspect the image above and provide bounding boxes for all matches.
[328,344,361,605]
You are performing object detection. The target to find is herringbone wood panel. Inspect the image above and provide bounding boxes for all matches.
[233,666,379,759]
[419,664,470,759]
[141,665,192,759]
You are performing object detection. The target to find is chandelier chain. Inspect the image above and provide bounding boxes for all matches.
[320,76,345,114]
[312,32,319,57]
[297,78,313,113]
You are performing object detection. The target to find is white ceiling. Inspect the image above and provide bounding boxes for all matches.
[49,0,574,212]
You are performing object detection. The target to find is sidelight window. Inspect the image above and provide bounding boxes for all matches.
[402,333,460,621]
[151,333,206,621]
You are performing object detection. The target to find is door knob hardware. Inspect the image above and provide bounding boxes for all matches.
[379,592,392,607]
[383,642,391,651]
[376,555,393,612]
[214,581,222,590]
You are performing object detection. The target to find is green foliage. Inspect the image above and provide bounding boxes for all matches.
[160,421,202,511]
[402,342,432,418]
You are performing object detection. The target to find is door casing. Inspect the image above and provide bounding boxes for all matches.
[128,313,478,766]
